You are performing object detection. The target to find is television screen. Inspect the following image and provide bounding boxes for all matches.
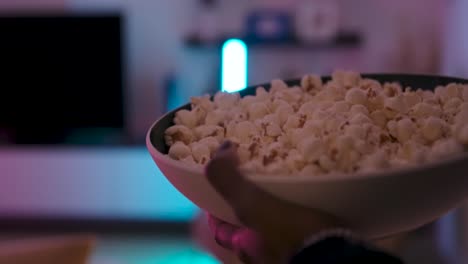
[0,14,125,145]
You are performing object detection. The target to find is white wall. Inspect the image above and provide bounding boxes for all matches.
[0,0,64,10]
[68,0,445,142]
[442,0,468,77]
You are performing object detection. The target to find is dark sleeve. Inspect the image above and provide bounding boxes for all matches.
[290,236,404,264]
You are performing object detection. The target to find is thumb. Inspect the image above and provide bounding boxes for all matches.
[205,141,282,229]
[206,141,344,238]
[205,141,250,215]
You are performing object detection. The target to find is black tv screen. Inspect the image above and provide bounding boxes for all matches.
[0,14,125,145]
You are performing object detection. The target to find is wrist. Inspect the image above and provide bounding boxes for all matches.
[287,228,361,262]
[302,228,362,247]
[287,229,404,264]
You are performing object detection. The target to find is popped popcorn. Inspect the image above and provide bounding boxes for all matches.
[191,95,214,112]
[164,71,468,176]
[349,113,372,125]
[300,164,323,176]
[332,70,361,89]
[403,92,422,108]
[234,121,259,143]
[168,142,191,160]
[383,82,403,97]
[214,92,240,109]
[463,87,468,101]
[275,104,295,126]
[456,124,468,145]
[287,128,306,147]
[298,101,317,117]
[298,137,325,163]
[370,110,387,128]
[360,150,389,172]
[194,125,224,142]
[191,142,211,165]
[255,86,270,101]
[237,143,252,163]
[248,102,270,120]
[174,109,198,129]
[164,125,194,146]
[283,115,302,130]
[335,135,355,153]
[319,155,337,172]
[384,95,408,115]
[446,84,461,99]
[181,155,197,166]
[421,117,446,142]
[345,87,367,105]
[198,137,220,153]
[346,124,367,140]
[301,74,322,92]
[285,149,306,173]
[350,104,370,116]
[396,118,416,143]
[266,123,282,137]
[332,101,351,113]
[303,120,324,138]
[205,109,226,126]
[270,79,289,94]
[240,95,257,109]
[455,107,468,125]
[429,138,464,160]
[411,102,440,118]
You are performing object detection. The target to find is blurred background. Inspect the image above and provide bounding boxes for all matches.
[1,0,468,263]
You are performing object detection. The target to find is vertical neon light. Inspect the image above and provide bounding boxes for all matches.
[221,39,248,92]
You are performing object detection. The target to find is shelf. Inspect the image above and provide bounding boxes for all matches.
[184,31,363,50]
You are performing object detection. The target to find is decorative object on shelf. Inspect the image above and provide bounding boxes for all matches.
[245,9,293,43]
[196,0,220,43]
[294,0,340,44]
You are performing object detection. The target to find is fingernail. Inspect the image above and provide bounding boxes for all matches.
[219,141,232,151]
[211,141,232,161]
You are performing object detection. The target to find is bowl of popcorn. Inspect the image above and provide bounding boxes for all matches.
[147,71,468,239]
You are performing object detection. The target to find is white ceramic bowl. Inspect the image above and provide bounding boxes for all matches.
[147,74,468,239]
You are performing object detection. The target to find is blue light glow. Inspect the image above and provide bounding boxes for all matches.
[221,39,248,93]
[156,250,220,264]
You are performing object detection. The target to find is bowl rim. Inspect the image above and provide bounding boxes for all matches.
[147,118,468,183]
[147,73,468,183]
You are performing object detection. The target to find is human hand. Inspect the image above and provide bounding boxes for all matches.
[204,141,345,264]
